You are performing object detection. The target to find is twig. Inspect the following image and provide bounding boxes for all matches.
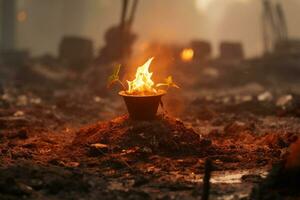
[92,145,135,172]
[107,151,135,172]
[202,158,212,200]
[117,80,126,90]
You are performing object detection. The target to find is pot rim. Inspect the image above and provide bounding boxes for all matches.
[119,90,166,97]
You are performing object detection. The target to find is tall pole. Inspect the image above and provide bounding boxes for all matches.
[262,0,271,54]
[120,0,129,29]
[0,0,16,50]
[276,2,288,40]
[128,0,139,28]
[119,0,129,62]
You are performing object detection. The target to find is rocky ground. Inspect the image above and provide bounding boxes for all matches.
[1,59,300,199]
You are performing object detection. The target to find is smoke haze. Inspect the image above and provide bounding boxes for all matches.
[15,0,300,57]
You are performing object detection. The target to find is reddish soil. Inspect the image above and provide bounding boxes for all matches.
[1,105,299,199]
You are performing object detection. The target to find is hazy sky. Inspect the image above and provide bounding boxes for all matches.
[16,0,300,57]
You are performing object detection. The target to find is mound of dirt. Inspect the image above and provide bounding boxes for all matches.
[72,115,211,155]
[67,114,297,171]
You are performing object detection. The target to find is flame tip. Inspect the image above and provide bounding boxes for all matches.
[126,57,157,95]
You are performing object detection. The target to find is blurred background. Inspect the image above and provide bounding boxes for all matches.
[1,0,300,122]
[1,0,300,57]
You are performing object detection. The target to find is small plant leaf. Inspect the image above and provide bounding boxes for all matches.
[165,76,180,89]
[107,64,121,89]
[156,76,180,89]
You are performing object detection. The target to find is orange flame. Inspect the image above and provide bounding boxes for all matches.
[126,57,158,95]
[181,48,194,62]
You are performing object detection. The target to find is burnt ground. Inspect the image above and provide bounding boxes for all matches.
[1,59,300,199]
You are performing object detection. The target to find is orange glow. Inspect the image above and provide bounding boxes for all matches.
[181,48,194,62]
[126,57,158,95]
[17,11,28,23]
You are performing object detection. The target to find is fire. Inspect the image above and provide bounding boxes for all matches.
[126,57,158,95]
[181,48,194,62]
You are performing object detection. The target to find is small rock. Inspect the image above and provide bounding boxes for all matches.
[276,94,293,109]
[241,95,253,102]
[258,91,273,102]
[1,93,14,102]
[18,182,33,195]
[93,96,103,103]
[16,95,28,106]
[88,143,109,156]
[64,162,80,168]
[90,143,108,149]
[14,110,25,117]
[222,96,231,104]
[139,147,153,154]
[30,97,41,104]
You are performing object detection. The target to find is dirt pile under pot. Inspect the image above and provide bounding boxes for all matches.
[72,115,212,156]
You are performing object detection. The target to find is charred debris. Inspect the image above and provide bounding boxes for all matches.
[1,0,300,199]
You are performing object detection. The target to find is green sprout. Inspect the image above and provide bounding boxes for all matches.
[107,64,179,92]
[156,76,180,90]
[107,64,126,90]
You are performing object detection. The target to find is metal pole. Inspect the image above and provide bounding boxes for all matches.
[128,0,139,28]
[276,2,288,40]
[119,0,129,63]
[120,0,129,28]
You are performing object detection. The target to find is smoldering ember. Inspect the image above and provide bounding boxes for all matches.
[1,1,300,200]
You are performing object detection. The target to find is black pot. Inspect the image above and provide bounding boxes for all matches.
[119,90,166,120]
